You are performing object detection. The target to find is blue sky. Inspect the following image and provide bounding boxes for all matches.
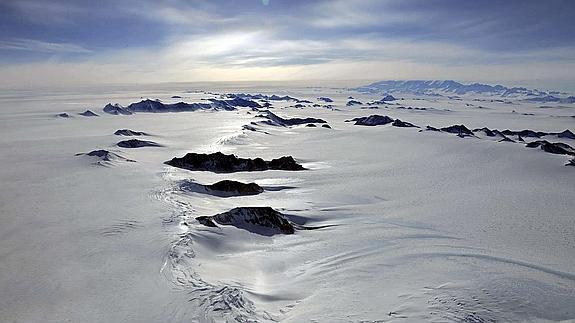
[1,0,574,90]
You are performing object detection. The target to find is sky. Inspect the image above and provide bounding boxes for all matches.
[0,0,574,91]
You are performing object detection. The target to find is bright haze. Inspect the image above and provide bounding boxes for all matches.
[1,0,574,90]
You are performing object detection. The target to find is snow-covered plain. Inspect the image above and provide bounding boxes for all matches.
[0,82,574,322]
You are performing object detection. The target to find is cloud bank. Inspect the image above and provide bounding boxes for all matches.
[0,0,574,90]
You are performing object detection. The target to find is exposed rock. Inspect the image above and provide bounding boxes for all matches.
[207,180,264,195]
[128,99,216,112]
[75,149,136,165]
[306,123,317,127]
[196,216,218,227]
[114,129,149,136]
[367,95,397,105]
[242,124,258,132]
[525,140,575,155]
[500,129,546,138]
[499,136,516,143]
[440,125,474,137]
[210,97,261,108]
[322,124,332,129]
[473,127,497,137]
[196,207,295,235]
[117,139,162,148]
[178,179,264,197]
[346,100,363,106]
[103,103,133,115]
[557,129,575,139]
[348,115,394,126]
[425,126,441,132]
[56,113,70,118]
[567,159,575,166]
[171,95,182,99]
[231,93,303,103]
[79,110,99,117]
[317,97,334,102]
[392,119,418,128]
[382,94,397,101]
[105,98,245,115]
[257,111,326,127]
[165,152,305,173]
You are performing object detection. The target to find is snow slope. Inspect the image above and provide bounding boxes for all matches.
[0,82,574,322]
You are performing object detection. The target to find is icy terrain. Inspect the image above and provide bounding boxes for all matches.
[0,82,574,322]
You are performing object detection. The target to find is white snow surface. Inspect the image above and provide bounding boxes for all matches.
[0,83,574,322]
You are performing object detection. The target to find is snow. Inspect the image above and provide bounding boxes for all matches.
[0,82,574,322]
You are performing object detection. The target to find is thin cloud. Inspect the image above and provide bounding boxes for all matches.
[0,38,92,54]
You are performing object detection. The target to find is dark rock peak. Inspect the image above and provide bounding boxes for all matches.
[207,180,264,195]
[114,129,149,136]
[165,152,305,173]
[473,127,497,137]
[322,124,332,129]
[425,126,441,132]
[440,125,474,136]
[79,110,98,117]
[317,97,334,102]
[346,100,363,106]
[117,139,162,148]
[257,111,326,127]
[526,140,575,155]
[392,119,418,128]
[500,129,546,138]
[349,115,394,126]
[75,149,136,164]
[56,113,70,118]
[306,123,317,127]
[103,103,133,115]
[171,95,182,99]
[197,207,295,235]
[557,129,575,139]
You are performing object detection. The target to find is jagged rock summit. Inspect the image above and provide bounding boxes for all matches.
[165,152,305,173]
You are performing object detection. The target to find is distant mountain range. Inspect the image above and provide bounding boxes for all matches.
[356,80,574,103]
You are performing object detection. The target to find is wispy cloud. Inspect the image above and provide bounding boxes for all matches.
[0,0,574,89]
[0,38,92,54]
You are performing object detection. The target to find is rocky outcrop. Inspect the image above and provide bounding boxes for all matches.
[440,125,474,137]
[103,103,133,115]
[56,113,70,118]
[165,152,305,173]
[322,124,332,129]
[306,124,317,127]
[209,97,261,109]
[526,140,575,155]
[75,149,136,165]
[392,119,418,128]
[196,207,295,235]
[207,180,264,195]
[346,100,363,106]
[500,129,546,138]
[114,129,149,136]
[317,97,333,102]
[179,180,264,197]
[117,139,162,148]
[348,115,394,126]
[104,98,245,115]
[79,110,98,117]
[567,159,575,166]
[557,130,575,139]
[257,111,327,127]
[127,99,216,112]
